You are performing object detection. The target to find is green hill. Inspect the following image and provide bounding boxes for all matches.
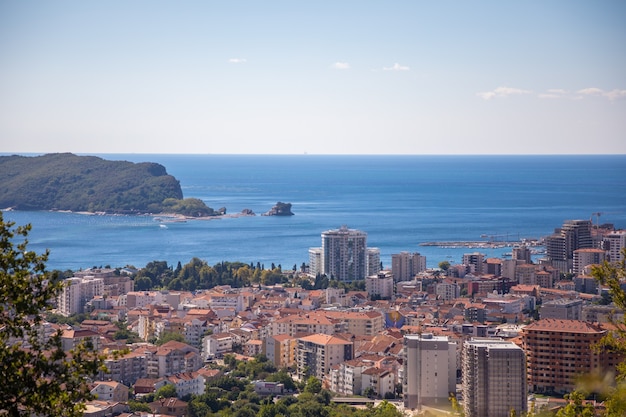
[0,153,215,216]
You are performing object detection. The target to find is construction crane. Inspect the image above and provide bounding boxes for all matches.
[591,212,603,228]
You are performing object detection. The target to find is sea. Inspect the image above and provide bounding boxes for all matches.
[2,154,626,272]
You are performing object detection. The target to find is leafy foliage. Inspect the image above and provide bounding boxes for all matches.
[0,153,215,215]
[590,248,626,416]
[0,212,103,416]
[134,259,288,291]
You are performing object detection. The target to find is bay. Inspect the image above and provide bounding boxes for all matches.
[3,154,626,272]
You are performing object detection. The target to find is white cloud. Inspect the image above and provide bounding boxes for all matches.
[604,89,626,100]
[228,58,247,64]
[383,63,410,71]
[547,89,568,94]
[480,86,625,101]
[577,87,603,96]
[331,62,350,70]
[575,87,626,100]
[477,86,531,100]
[538,93,561,99]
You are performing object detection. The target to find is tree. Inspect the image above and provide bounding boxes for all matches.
[155,383,178,400]
[438,261,451,271]
[555,391,594,417]
[590,248,626,416]
[0,213,103,416]
[304,376,322,394]
[156,330,186,345]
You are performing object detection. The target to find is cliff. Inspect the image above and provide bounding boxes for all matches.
[0,153,215,216]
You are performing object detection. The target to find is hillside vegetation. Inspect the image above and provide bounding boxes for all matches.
[0,153,215,216]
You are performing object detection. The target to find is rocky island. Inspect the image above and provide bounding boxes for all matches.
[0,153,217,217]
[262,201,294,216]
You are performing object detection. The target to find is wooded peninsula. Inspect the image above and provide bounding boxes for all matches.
[0,153,216,216]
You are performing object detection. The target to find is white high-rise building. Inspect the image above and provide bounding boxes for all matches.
[308,247,323,277]
[314,225,368,282]
[403,333,456,410]
[367,247,381,276]
[462,338,527,417]
[391,252,427,282]
[56,276,104,316]
[604,230,626,263]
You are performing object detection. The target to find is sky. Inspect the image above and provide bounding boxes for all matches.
[1,1,625,155]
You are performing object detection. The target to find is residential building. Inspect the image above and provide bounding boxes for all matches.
[203,332,234,359]
[266,334,297,368]
[362,367,395,398]
[313,225,368,282]
[244,339,264,357]
[545,219,593,273]
[462,338,527,417]
[165,372,205,397]
[148,398,188,417]
[463,252,485,275]
[57,276,104,316]
[436,280,460,301]
[391,252,427,282]
[604,230,626,263]
[308,247,323,277]
[367,247,382,277]
[296,333,353,380]
[144,341,202,378]
[60,329,100,352]
[98,349,147,385]
[573,248,606,275]
[512,245,532,263]
[90,381,129,402]
[403,333,456,410]
[322,310,385,336]
[522,319,618,394]
[540,299,583,320]
[515,264,536,286]
[366,271,394,299]
[574,275,599,294]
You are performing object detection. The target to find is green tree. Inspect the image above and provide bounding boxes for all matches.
[304,376,322,394]
[590,248,626,416]
[555,391,594,417]
[438,261,451,271]
[156,330,186,345]
[0,213,103,416]
[155,383,178,400]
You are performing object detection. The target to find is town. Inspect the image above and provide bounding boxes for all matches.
[14,219,626,417]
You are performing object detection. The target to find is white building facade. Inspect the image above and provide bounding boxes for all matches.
[403,333,456,410]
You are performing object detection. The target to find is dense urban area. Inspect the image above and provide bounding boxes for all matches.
[5,217,626,417]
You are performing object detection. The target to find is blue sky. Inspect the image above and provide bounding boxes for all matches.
[1,1,625,154]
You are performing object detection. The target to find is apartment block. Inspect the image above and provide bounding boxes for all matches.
[296,333,353,380]
[522,319,615,394]
[573,248,606,275]
[57,276,104,316]
[546,219,593,273]
[391,252,427,282]
[462,338,527,417]
[603,230,626,263]
[266,334,297,369]
[314,225,368,282]
[540,299,583,320]
[366,271,394,299]
[403,333,456,410]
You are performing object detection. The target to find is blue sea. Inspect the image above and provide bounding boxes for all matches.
[3,154,626,272]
